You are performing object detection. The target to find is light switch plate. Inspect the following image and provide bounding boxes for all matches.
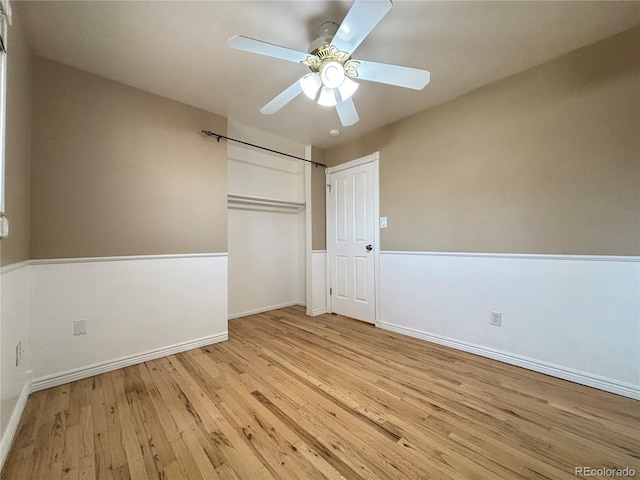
[380,217,388,228]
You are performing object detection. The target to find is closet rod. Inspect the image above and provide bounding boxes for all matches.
[201,130,327,168]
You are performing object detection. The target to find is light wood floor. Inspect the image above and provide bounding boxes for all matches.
[3,306,639,479]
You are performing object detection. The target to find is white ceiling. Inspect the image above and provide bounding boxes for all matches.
[16,1,640,148]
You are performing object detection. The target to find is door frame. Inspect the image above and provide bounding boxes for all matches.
[325,152,381,325]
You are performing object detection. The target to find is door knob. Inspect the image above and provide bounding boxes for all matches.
[366,244,373,251]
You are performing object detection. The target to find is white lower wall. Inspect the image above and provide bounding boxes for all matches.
[30,254,228,389]
[0,262,31,469]
[311,251,328,315]
[379,251,640,399]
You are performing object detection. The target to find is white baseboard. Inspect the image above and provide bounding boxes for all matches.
[0,381,31,471]
[31,333,228,392]
[381,250,639,262]
[228,302,305,320]
[379,322,640,400]
[312,308,329,316]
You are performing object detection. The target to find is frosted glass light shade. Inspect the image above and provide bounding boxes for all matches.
[337,77,359,101]
[299,74,322,100]
[321,61,345,89]
[318,87,337,107]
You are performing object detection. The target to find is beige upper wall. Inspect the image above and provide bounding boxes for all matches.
[2,12,32,267]
[311,146,326,251]
[326,27,640,256]
[31,57,228,259]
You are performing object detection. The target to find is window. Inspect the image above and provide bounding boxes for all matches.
[0,0,9,212]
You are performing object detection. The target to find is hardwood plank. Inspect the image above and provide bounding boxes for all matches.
[3,306,638,479]
[214,369,328,480]
[101,372,129,472]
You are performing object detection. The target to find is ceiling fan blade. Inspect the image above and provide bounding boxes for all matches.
[335,97,359,126]
[260,80,303,114]
[331,0,392,55]
[356,60,431,90]
[228,35,312,64]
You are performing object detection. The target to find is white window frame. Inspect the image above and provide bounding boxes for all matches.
[0,0,10,213]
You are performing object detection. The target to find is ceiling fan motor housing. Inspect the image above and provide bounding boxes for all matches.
[307,22,339,54]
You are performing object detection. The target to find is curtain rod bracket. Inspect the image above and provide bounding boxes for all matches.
[200,129,327,168]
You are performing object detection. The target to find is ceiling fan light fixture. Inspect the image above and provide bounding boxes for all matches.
[337,76,359,101]
[229,0,429,127]
[299,74,322,100]
[318,86,338,107]
[321,61,345,89]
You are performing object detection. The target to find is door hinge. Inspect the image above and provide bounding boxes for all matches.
[327,184,331,193]
[330,287,332,295]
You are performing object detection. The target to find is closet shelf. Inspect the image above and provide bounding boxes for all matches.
[227,194,305,214]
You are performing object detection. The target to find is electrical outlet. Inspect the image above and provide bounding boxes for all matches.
[74,319,87,336]
[490,311,502,326]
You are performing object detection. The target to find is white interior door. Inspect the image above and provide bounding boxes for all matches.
[327,158,377,323]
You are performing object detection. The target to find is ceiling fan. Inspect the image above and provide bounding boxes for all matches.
[228,0,430,127]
